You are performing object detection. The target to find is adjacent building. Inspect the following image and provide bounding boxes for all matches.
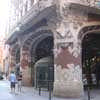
[0,37,6,73]
[5,0,100,98]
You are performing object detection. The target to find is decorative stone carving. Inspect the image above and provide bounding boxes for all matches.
[59,0,100,9]
[55,64,82,82]
[59,0,71,19]
[68,42,81,58]
[38,0,54,11]
[55,20,82,58]
[53,48,62,58]
[56,22,73,38]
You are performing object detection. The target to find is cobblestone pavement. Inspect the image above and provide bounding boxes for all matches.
[0,80,100,100]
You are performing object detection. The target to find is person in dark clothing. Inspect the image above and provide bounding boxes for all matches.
[17,72,22,92]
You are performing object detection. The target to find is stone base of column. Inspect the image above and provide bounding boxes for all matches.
[53,80,83,98]
[22,68,32,86]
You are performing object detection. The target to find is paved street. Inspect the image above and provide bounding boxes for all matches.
[0,80,100,100]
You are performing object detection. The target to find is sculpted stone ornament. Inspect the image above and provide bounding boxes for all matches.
[59,0,97,7]
[59,0,71,19]
[55,20,81,58]
[68,42,81,58]
[38,0,53,10]
[54,48,62,58]
[59,0,86,19]
[56,22,74,40]
[56,22,66,37]
[58,0,88,22]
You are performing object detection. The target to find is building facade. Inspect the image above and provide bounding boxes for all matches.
[6,0,100,98]
[0,37,6,73]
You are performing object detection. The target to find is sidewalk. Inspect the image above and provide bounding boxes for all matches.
[1,79,99,100]
[5,80,83,100]
[18,85,100,100]
[16,86,83,100]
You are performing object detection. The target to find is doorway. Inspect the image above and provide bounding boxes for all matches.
[31,36,54,87]
[82,33,100,90]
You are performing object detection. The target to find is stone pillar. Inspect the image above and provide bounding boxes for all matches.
[9,48,16,72]
[20,47,32,86]
[53,1,85,96]
[53,42,83,98]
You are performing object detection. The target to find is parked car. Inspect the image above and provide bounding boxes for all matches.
[0,72,3,80]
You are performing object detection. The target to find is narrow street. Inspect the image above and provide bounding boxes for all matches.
[1,79,100,100]
[0,79,80,100]
[0,80,47,100]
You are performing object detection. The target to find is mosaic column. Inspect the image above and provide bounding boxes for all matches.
[20,47,32,86]
[52,15,84,97]
[53,41,83,98]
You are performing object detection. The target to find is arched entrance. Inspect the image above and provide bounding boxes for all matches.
[79,24,100,98]
[31,35,54,87]
[82,33,100,87]
[21,29,54,86]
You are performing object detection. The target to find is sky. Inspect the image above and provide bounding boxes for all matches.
[0,0,10,38]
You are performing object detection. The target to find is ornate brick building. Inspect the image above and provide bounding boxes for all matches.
[6,0,100,98]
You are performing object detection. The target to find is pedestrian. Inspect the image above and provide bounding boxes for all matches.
[5,72,8,80]
[9,71,17,93]
[17,72,22,92]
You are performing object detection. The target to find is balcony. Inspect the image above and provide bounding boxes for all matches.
[66,0,100,9]
[8,0,54,39]
[7,0,100,40]
[21,0,54,25]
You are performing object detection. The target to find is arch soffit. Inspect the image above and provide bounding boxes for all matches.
[22,29,54,50]
[23,26,52,44]
[29,34,53,54]
[78,22,100,41]
[11,43,20,55]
